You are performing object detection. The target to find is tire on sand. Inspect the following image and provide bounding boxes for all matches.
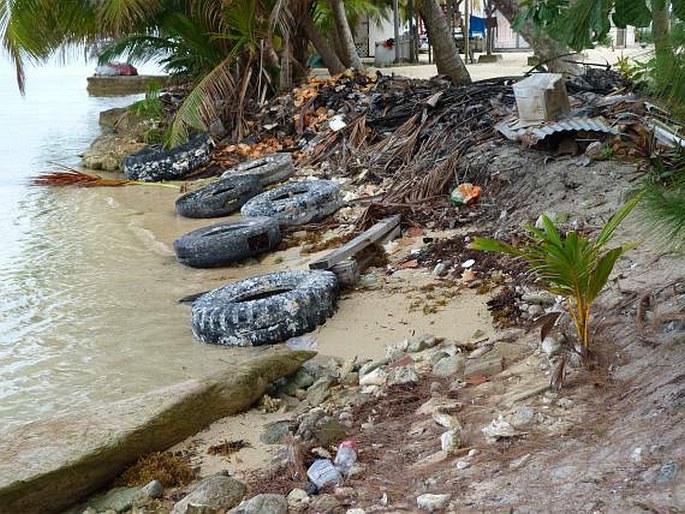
[173,217,281,268]
[221,153,294,187]
[241,180,342,227]
[122,132,214,182]
[191,269,339,346]
[175,174,261,218]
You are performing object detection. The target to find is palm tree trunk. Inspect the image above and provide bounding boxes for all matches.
[419,0,471,85]
[302,11,346,74]
[651,0,673,83]
[494,0,581,74]
[329,0,364,70]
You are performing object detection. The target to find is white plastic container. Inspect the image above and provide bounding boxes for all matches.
[307,459,343,488]
[334,440,358,475]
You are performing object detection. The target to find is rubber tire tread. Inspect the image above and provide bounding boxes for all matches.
[175,175,261,218]
[191,269,339,346]
[173,217,281,268]
[241,180,342,227]
[221,153,294,187]
[122,132,214,182]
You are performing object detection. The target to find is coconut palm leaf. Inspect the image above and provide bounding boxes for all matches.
[96,0,165,32]
[469,199,639,349]
[167,54,238,147]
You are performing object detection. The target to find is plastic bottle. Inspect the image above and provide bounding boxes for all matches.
[307,459,342,489]
[333,440,358,475]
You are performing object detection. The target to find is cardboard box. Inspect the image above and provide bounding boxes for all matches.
[513,73,570,124]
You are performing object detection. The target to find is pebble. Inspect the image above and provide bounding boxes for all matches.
[455,460,471,470]
[432,263,447,276]
[359,367,388,386]
[468,449,480,458]
[541,336,562,357]
[140,479,164,499]
[509,454,532,470]
[287,488,309,502]
[432,355,465,377]
[631,447,643,463]
[416,493,451,512]
[657,460,680,483]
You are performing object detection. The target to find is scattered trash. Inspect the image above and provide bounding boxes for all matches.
[333,440,358,475]
[461,259,476,269]
[449,183,482,206]
[481,416,518,441]
[307,459,343,489]
[512,73,570,123]
[328,116,347,132]
[286,334,318,351]
[496,116,619,145]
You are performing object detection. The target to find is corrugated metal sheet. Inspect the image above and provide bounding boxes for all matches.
[496,116,619,144]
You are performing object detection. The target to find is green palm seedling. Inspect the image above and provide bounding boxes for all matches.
[470,197,640,352]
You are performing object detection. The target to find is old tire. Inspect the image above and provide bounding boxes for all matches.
[221,153,294,187]
[191,270,339,346]
[173,217,281,268]
[122,133,214,182]
[175,175,262,218]
[241,180,342,227]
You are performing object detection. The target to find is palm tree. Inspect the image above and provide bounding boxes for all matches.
[494,0,581,74]
[418,0,471,84]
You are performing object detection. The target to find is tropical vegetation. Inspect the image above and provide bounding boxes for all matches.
[470,197,640,352]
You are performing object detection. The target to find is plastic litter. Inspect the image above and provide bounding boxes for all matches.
[334,440,358,475]
[449,183,482,205]
[307,459,343,489]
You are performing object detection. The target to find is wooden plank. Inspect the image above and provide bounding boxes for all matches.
[309,215,401,270]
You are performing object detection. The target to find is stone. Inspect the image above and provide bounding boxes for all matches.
[0,350,315,514]
[521,290,556,305]
[429,351,450,365]
[585,141,606,160]
[229,494,287,514]
[416,493,450,512]
[310,494,340,513]
[306,377,334,407]
[261,420,293,445]
[358,358,389,377]
[440,429,460,454]
[455,460,471,470]
[527,304,544,317]
[541,336,562,357]
[341,372,359,386]
[417,397,462,416]
[464,349,503,378]
[432,263,447,276]
[346,509,366,514]
[631,447,643,463]
[432,355,465,377]
[282,369,315,396]
[387,364,419,385]
[407,334,440,353]
[140,480,164,499]
[312,417,347,447]
[172,476,246,514]
[482,417,517,441]
[509,454,531,470]
[468,449,479,458]
[359,367,388,386]
[507,406,536,428]
[287,488,309,502]
[339,357,357,380]
[87,487,143,513]
[657,460,680,483]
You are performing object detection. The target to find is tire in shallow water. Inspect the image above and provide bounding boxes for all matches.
[221,153,294,187]
[122,132,214,182]
[240,180,342,227]
[191,269,339,346]
[175,175,262,218]
[173,217,281,268]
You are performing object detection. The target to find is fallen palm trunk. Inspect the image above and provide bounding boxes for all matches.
[0,349,315,514]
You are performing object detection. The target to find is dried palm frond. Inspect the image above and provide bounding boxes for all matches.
[31,170,178,189]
